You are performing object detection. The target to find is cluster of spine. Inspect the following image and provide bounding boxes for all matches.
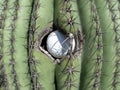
[106,0,120,89]
[0,0,8,89]
[28,0,55,90]
[94,0,120,90]
[88,1,103,90]
[54,0,81,34]
[78,0,103,90]
[89,1,103,90]
[12,0,33,89]
[55,51,81,90]
[54,0,82,90]
[28,0,42,89]
[9,0,19,89]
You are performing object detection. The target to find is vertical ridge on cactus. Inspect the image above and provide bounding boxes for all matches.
[95,0,120,90]
[8,0,19,89]
[78,0,103,90]
[13,0,33,89]
[28,0,37,89]
[28,0,56,90]
[2,0,33,90]
[106,0,120,89]
[55,53,82,90]
[54,0,81,34]
[54,31,82,90]
[54,0,83,90]
[0,0,9,89]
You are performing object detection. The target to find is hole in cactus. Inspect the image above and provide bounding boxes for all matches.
[38,28,58,61]
[38,28,77,62]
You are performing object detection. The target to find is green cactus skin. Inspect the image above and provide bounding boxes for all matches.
[78,0,103,90]
[55,53,82,90]
[0,0,9,90]
[28,0,56,90]
[13,0,33,89]
[54,0,82,34]
[54,0,83,90]
[106,0,120,90]
[3,1,18,89]
[54,23,82,90]
[95,0,120,90]
[2,0,33,90]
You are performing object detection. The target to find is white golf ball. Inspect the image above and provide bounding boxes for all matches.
[46,30,75,58]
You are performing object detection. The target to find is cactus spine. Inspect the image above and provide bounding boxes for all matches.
[0,0,8,89]
[54,0,82,34]
[54,0,82,90]
[3,0,19,89]
[78,0,103,90]
[13,0,33,89]
[1,0,33,90]
[1,0,120,90]
[95,0,120,90]
[55,55,82,90]
[28,0,56,90]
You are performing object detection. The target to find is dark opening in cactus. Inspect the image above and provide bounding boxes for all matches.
[0,0,120,90]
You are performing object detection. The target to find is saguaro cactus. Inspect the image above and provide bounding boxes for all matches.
[0,0,120,90]
[1,0,33,90]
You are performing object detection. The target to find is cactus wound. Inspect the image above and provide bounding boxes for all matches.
[38,27,78,63]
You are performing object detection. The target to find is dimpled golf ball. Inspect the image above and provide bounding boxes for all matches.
[46,30,75,58]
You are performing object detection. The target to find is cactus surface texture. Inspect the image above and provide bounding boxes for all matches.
[0,0,120,90]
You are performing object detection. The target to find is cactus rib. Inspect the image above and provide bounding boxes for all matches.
[55,50,82,90]
[2,0,33,90]
[54,0,81,34]
[106,0,120,89]
[9,0,19,89]
[28,0,56,90]
[95,0,120,90]
[28,0,42,89]
[0,0,9,89]
[78,0,103,90]
[54,0,83,90]
[14,0,33,89]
